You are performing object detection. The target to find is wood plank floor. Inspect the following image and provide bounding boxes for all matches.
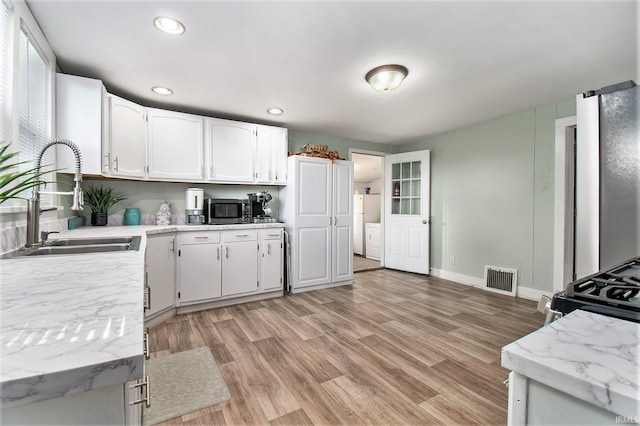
[148,268,545,425]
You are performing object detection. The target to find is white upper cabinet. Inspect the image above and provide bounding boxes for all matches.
[108,95,146,179]
[147,108,204,181]
[55,73,288,185]
[206,118,256,183]
[55,74,107,175]
[255,125,288,184]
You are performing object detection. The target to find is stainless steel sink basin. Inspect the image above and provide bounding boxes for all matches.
[1,236,141,258]
[49,236,136,246]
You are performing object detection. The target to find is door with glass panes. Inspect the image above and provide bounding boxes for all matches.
[384,150,430,273]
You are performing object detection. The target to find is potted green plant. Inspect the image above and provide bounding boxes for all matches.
[83,185,127,226]
[0,143,52,204]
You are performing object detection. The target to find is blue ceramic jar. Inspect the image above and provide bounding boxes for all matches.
[123,208,140,226]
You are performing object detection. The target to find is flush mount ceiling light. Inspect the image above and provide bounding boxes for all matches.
[151,86,173,95]
[365,64,409,92]
[267,107,284,115]
[153,16,185,35]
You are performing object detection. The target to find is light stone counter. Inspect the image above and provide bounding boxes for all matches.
[0,222,284,409]
[502,310,640,418]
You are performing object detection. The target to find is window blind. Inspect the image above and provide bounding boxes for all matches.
[0,0,11,143]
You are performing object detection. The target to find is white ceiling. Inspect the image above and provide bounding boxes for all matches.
[353,153,383,183]
[27,0,638,145]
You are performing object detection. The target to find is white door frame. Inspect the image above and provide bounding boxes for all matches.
[553,115,577,292]
[349,148,389,266]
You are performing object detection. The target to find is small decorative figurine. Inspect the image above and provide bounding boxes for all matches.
[156,200,171,225]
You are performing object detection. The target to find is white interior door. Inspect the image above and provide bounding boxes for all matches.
[384,150,430,274]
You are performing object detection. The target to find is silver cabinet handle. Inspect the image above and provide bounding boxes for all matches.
[329,217,332,226]
[216,246,220,260]
[103,153,110,168]
[226,246,229,258]
[143,285,150,310]
[235,234,249,237]
[113,156,119,171]
[194,236,209,239]
[267,243,271,255]
[169,239,175,253]
[143,330,150,360]
[130,376,151,408]
[335,217,337,225]
[267,233,280,237]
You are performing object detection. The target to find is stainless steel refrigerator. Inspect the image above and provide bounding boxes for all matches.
[575,81,639,277]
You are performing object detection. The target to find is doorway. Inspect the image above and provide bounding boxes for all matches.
[350,150,385,272]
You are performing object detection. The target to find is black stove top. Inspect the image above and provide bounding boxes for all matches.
[551,257,640,323]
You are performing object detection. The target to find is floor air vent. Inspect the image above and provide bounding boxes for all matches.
[483,266,517,296]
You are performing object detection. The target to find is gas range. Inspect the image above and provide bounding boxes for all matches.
[546,257,640,323]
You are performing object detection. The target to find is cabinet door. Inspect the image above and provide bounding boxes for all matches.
[177,242,222,304]
[206,118,255,182]
[261,230,283,292]
[272,127,288,184]
[255,126,273,183]
[145,235,176,317]
[295,157,332,288]
[147,109,204,181]
[55,74,105,175]
[332,160,354,283]
[222,240,259,296]
[109,95,146,178]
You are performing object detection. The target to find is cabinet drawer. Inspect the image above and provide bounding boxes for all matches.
[223,230,258,242]
[178,232,220,244]
[261,229,283,240]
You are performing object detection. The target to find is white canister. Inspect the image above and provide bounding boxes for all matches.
[185,188,204,211]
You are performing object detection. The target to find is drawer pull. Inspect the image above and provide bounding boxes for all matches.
[216,246,220,260]
[267,233,280,237]
[235,234,250,237]
[194,236,209,240]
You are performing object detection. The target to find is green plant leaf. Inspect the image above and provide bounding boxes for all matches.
[0,143,55,204]
[83,185,127,213]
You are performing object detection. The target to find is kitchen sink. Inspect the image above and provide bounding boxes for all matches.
[0,236,141,258]
[48,236,137,246]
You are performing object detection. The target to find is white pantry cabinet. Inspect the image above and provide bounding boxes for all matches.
[108,94,147,179]
[255,125,288,184]
[260,229,284,291]
[147,109,204,181]
[55,73,108,175]
[145,234,176,320]
[279,156,353,293]
[206,118,256,183]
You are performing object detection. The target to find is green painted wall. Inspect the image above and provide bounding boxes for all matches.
[398,98,576,292]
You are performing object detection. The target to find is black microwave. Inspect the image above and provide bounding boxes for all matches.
[204,199,251,224]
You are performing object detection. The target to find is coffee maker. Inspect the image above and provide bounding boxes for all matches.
[185,188,205,225]
[247,192,275,223]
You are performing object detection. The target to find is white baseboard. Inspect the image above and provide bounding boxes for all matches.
[430,268,552,301]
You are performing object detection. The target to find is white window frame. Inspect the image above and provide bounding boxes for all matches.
[1,0,57,212]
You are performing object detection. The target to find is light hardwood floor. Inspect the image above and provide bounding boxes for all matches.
[149,268,545,425]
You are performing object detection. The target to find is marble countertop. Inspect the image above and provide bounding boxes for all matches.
[502,310,640,417]
[0,222,284,408]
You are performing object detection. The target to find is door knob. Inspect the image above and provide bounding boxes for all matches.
[422,219,428,224]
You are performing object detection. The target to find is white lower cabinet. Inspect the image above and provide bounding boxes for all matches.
[145,234,176,319]
[260,229,284,291]
[177,230,271,306]
[221,231,259,296]
[1,381,144,425]
[176,232,222,305]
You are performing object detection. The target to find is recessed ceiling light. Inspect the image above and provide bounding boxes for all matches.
[153,16,185,35]
[267,107,284,115]
[365,64,409,92]
[152,86,173,95]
